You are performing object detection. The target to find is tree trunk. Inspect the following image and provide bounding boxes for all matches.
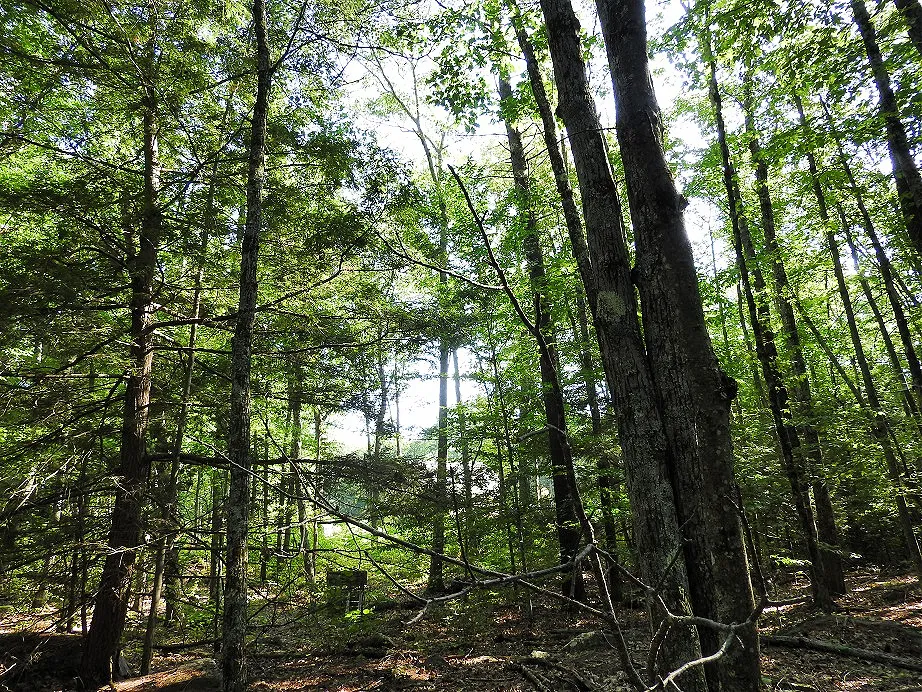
[427,341,449,593]
[508,9,594,308]
[746,95,845,598]
[536,0,707,684]
[498,72,584,601]
[842,222,922,430]
[209,466,225,642]
[80,84,161,685]
[852,0,922,260]
[821,100,922,417]
[594,0,760,683]
[222,0,271,687]
[452,349,473,551]
[892,0,922,57]
[711,63,831,618]
[826,208,922,578]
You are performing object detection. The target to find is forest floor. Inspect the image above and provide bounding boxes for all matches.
[1,569,921,691]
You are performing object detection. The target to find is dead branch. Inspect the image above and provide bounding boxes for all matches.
[762,635,922,673]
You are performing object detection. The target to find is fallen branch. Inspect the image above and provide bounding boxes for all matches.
[151,639,217,652]
[513,662,554,692]
[762,635,922,673]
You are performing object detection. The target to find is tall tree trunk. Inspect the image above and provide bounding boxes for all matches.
[892,0,922,57]
[498,72,585,601]
[852,0,922,260]
[710,63,831,617]
[842,222,922,429]
[80,84,161,685]
[745,95,845,598]
[144,249,206,668]
[826,209,922,577]
[511,13,620,599]
[594,0,760,683]
[571,292,622,600]
[209,466,225,642]
[452,349,473,550]
[821,99,922,416]
[508,9,594,309]
[370,339,388,530]
[536,0,707,684]
[222,0,271,687]
[288,370,311,582]
[427,342,449,593]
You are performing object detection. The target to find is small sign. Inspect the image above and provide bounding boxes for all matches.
[327,570,367,587]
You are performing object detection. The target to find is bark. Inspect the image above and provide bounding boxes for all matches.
[427,341,449,593]
[288,370,313,582]
[511,9,620,601]
[508,10,595,309]
[452,349,473,550]
[222,0,271,687]
[821,100,922,417]
[536,0,706,684]
[80,84,161,685]
[842,222,921,428]
[595,0,760,683]
[852,0,922,260]
[710,67,831,615]
[747,96,845,597]
[499,73,584,601]
[209,466,225,641]
[826,208,922,578]
[892,0,922,59]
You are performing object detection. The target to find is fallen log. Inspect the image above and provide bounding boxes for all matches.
[762,635,922,673]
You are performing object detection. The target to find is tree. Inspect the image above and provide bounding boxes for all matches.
[222,0,272,687]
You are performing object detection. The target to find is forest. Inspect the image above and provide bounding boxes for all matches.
[1,0,922,689]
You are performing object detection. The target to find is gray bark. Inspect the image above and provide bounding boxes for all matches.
[536,0,706,684]
[594,2,760,685]
[852,0,922,260]
[222,0,271,687]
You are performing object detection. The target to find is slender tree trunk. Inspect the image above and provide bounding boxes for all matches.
[371,342,388,530]
[821,100,922,416]
[452,349,473,550]
[852,0,922,260]
[595,0,759,681]
[710,64,830,615]
[508,9,594,308]
[746,95,845,598]
[827,208,922,578]
[288,369,313,582]
[209,466,225,641]
[842,222,922,429]
[222,1,271,687]
[571,293,622,600]
[536,0,706,684]
[498,72,584,601]
[427,342,449,593]
[81,84,161,685]
[140,534,165,675]
[892,0,922,59]
[146,251,206,662]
